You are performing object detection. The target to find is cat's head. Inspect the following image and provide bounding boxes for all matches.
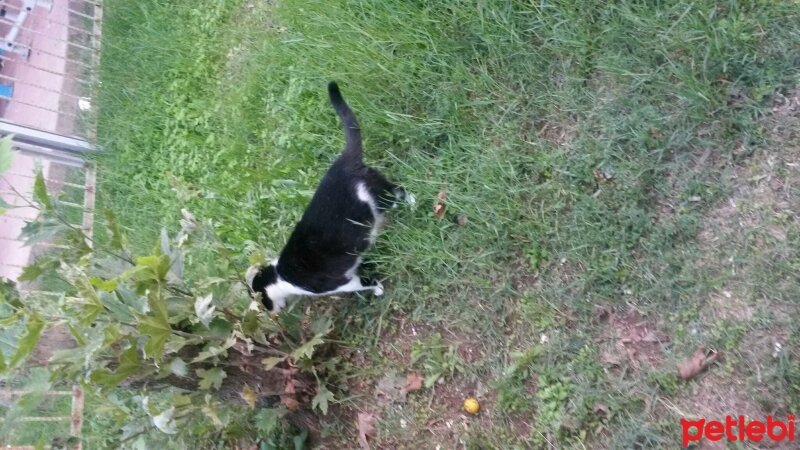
[245,263,277,311]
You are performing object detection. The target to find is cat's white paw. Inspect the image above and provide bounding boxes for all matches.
[405,193,416,206]
[374,281,384,297]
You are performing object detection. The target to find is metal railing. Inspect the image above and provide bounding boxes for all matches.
[0,0,102,448]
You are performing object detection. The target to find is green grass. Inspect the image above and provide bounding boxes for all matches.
[93,0,800,447]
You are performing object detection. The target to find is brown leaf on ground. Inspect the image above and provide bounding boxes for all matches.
[593,403,610,418]
[677,347,722,380]
[357,412,377,450]
[434,191,447,220]
[284,378,296,395]
[281,395,300,411]
[403,372,424,394]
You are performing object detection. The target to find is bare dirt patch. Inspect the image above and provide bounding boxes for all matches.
[327,310,503,448]
[666,92,800,449]
[598,307,668,372]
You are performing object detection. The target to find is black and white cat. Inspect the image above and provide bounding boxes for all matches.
[246,81,413,312]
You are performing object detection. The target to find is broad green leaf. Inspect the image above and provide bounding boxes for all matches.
[0,313,19,326]
[261,356,285,371]
[172,394,191,407]
[311,385,334,415]
[279,311,303,340]
[255,407,286,436]
[64,228,92,258]
[248,248,267,266]
[90,276,118,292]
[135,254,171,281]
[241,310,259,335]
[140,315,171,361]
[151,406,177,434]
[202,403,224,428]
[169,358,188,377]
[68,270,104,326]
[116,284,149,314]
[0,135,12,174]
[207,317,233,337]
[163,334,188,355]
[7,313,45,369]
[0,197,13,215]
[99,291,134,323]
[90,343,144,389]
[17,258,58,283]
[160,228,171,255]
[32,170,52,210]
[197,367,227,390]
[81,301,105,327]
[0,279,22,308]
[19,218,66,246]
[291,335,324,361]
[168,247,184,282]
[194,294,215,327]
[0,349,6,372]
[104,209,127,250]
[310,315,333,336]
[191,335,235,363]
[424,373,441,388]
[48,346,85,365]
[67,323,86,346]
[240,384,256,409]
[17,263,44,282]
[293,429,308,450]
[146,290,169,325]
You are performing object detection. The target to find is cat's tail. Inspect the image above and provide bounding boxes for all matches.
[328,81,362,159]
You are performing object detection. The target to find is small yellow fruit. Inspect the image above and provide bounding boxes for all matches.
[463,397,480,414]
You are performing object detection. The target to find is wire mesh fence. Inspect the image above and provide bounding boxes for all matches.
[0,0,101,139]
[0,0,102,448]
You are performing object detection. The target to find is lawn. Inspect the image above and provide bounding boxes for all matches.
[92,0,800,448]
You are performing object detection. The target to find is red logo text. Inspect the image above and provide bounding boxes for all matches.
[681,415,795,447]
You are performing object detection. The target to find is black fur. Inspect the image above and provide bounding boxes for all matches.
[250,264,277,311]
[250,81,406,310]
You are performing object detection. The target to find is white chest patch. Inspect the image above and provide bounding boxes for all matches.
[356,182,378,216]
[355,181,383,244]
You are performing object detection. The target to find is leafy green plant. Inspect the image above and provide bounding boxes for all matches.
[526,242,550,272]
[0,172,332,447]
[410,333,464,388]
[535,374,573,433]
[496,346,541,413]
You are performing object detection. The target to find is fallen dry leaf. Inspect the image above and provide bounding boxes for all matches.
[357,412,377,450]
[593,403,610,418]
[403,372,424,394]
[649,127,664,140]
[280,395,299,411]
[284,379,296,395]
[434,191,447,220]
[677,347,722,380]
